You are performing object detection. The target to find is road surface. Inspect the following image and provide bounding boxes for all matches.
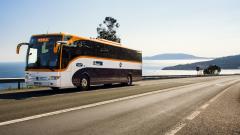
[0,76,239,135]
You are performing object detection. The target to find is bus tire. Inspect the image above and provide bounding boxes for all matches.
[78,75,90,91]
[127,75,132,86]
[122,75,132,86]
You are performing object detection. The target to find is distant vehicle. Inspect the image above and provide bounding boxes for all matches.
[16,33,142,90]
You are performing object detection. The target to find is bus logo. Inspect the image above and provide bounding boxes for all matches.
[119,62,123,67]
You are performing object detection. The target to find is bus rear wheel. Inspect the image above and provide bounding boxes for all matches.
[78,75,90,91]
[127,75,132,86]
[122,75,132,86]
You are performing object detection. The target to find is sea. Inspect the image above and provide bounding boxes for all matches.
[0,62,25,90]
[0,60,240,90]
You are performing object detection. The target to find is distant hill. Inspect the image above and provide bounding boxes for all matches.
[163,54,240,70]
[143,53,210,60]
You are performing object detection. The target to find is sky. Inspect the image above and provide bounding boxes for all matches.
[1,0,240,62]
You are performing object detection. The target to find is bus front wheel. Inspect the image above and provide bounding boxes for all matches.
[78,75,90,91]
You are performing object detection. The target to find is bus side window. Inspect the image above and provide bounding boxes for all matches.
[63,36,72,41]
[112,46,119,60]
[73,40,82,55]
[100,45,109,53]
[73,40,82,47]
[62,47,71,68]
[93,42,101,57]
[119,48,125,60]
[106,45,113,58]
[99,43,110,58]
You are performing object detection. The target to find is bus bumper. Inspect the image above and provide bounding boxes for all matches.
[25,72,61,87]
[26,80,60,87]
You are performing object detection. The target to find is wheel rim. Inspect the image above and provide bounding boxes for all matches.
[81,78,88,87]
[127,76,131,85]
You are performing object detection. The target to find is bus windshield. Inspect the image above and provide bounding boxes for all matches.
[27,35,62,69]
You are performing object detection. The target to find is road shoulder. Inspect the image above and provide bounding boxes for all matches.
[177,82,240,135]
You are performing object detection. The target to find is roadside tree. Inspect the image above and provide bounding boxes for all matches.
[97,17,121,43]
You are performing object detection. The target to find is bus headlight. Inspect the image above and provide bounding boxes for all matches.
[49,76,60,80]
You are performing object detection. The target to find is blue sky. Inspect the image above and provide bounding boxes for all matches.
[1,0,240,62]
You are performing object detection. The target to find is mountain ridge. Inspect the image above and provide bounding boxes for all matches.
[163,54,240,70]
[143,53,211,60]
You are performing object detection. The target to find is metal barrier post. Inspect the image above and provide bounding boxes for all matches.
[18,81,21,89]
[0,78,25,90]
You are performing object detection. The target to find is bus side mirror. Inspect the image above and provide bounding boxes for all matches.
[16,43,30,54]
[54,41,68,54]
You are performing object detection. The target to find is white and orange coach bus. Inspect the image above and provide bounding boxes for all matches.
[17,33,142,90]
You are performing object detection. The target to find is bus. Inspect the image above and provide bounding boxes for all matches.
[17,33,142,90]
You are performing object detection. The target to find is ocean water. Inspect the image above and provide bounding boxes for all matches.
[142,59,240,75]
[0,62,25,90]
[0,60,240,90]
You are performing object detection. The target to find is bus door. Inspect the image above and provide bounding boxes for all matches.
[60,46,73,87]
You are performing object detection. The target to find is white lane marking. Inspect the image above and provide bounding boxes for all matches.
[186,111,201,120]
[209,86,230,103]
[165,123,186,135]
[0,84,200,127]
[165,111,200,135]
[210,80,240,103]
[200,104,209,110]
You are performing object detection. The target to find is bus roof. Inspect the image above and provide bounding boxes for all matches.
[31,32,142,52]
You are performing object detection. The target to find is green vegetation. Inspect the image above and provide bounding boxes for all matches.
[97,17,121,43]
[203,65,221,75]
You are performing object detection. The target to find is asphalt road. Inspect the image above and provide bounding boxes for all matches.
[0,76,239,135]
[176,78,240,135]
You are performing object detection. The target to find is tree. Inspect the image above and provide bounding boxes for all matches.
[203,65,221,75]
[97,17,121,43]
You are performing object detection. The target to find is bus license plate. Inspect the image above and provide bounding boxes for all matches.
[34,82,41,86]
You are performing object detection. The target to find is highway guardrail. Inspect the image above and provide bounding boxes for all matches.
[0,78,25,89]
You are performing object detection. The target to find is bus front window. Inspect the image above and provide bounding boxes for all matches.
[27,35,62,69]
